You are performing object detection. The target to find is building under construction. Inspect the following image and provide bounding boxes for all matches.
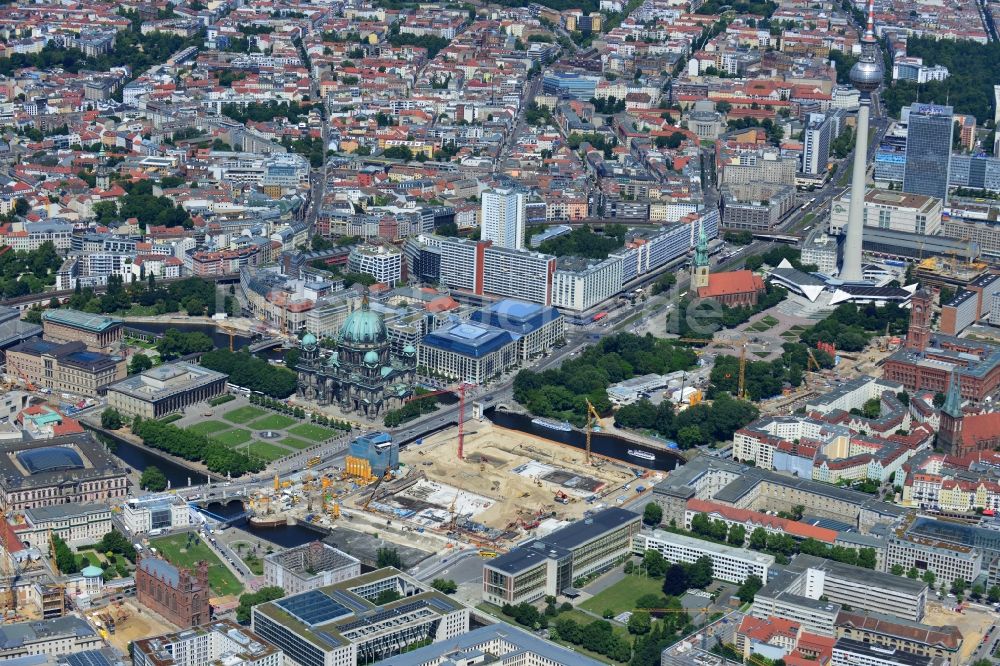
[912,255,990,291]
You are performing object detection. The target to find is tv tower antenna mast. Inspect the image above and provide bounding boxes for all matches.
[840,0,883,282]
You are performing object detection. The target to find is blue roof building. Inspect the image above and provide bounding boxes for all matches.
[469,299,565,360]
[418,321,519,384]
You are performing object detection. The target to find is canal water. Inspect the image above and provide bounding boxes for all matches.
[92,427,208,489]
[203,499,328,548]
[125,321,254,352]
[486,409,684,472]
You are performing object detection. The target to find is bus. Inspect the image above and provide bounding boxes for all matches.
[593,312,608,322]
[307,456,322,468]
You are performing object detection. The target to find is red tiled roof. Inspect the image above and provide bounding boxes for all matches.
[698,270,765,299]
[955,412,1000,448]
[687,498,837,542]
[0,519,24,553]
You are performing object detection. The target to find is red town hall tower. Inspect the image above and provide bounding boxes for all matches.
[905,289,932,352]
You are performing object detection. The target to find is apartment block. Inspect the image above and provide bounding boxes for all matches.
[634,529,774,584]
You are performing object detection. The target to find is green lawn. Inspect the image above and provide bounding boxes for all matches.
[248,414,297,430]
[240,441,292,462]
[212,428,253,447]
[280,437,314,450]
[580,574,668,616]
[287,423,337,442]
[149,533,243,596]
[760,315,779,326]
[187,420,232,436]
[223,406,267,424]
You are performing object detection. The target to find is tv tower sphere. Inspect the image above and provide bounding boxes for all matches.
[850,55,883,94]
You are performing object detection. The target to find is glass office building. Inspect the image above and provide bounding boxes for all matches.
[902,103,954,202]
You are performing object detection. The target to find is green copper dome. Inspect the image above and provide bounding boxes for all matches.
[364,350,380,365]
[302,333,317,347]
[339,295,387,345]
[403,344,416,355]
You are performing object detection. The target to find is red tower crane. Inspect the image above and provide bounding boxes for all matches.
[403,382,474,459]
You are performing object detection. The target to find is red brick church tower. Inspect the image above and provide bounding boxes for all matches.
[905,289,932,352]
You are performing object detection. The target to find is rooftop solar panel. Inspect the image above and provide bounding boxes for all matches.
[276,590,353,626]
[63,652,114,666]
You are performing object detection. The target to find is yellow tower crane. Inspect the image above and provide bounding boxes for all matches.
[584,398,602,465]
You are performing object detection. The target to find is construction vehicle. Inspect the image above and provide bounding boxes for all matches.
[554,490,570,505]
[404,382,474,459]
[361,469,392,511]
[447,489,460,531]
[804,348,823,387]
[12,365,35,392]
[584,398,601,465]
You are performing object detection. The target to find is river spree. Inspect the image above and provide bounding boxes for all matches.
[487,409,684,472]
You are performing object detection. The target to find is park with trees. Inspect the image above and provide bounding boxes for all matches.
[59,274,223,318]
[132,417,266,477]
[614,391,759,449]
[881,36,1000,123]
[514,333,697,427]
[537,225,629,259]
[200,349,298,398]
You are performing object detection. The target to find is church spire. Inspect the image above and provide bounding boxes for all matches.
[943,368,963,418]
[694,220,709,268]
[691,218,711,290]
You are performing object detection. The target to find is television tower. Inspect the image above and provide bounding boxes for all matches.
[840,0,883,282]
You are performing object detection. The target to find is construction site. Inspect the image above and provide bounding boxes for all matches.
[85,598,172,654]
[922,600,995,665]
[370,421,650,540]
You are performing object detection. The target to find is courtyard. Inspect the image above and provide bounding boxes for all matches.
[169,398,345,465]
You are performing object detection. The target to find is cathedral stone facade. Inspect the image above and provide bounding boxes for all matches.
[296,296,415,416]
